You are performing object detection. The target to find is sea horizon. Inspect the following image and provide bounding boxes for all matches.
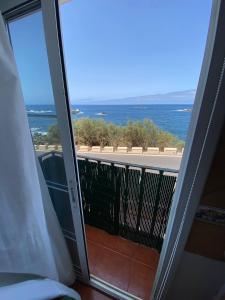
[26,104,193,141]
[26,103,193,106]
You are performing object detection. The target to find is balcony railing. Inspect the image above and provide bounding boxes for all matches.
[39,151,178,252]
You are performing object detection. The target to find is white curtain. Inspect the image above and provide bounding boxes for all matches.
[0,13,75,285]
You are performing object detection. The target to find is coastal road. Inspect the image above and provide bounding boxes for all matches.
[77,153,182,170]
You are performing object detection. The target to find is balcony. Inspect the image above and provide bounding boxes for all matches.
[39,151,178,299]
[85,225,159,299]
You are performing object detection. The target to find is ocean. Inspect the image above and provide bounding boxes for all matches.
[26,104,192,141]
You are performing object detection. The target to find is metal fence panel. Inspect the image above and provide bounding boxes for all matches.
[40,152,178,252]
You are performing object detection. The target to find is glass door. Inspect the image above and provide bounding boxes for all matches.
[56,0,212,299]
[4,0,89,282]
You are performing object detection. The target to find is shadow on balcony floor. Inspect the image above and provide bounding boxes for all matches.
[85,225,159,300]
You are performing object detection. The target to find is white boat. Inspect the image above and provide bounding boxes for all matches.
[72,108,80,114]
[96,112,107,116]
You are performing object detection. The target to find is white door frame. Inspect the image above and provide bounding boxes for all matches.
[2,0,90,282]
[151,0,225,299]
[41,0,89,282]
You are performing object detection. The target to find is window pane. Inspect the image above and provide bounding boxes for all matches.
[9,10,81,273]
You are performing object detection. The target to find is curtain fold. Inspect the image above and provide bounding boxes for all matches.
[37,160,75,284]
[0,13,74,284]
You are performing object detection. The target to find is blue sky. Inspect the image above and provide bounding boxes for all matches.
[10,0,212,104]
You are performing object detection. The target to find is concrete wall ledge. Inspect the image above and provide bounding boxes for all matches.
[91,146,102,152]
[117,146,128,153]
[38,144,48,151]
[146,147,160,155]
[35,144,182,156]
[79,145,91,152]
[102,146,115,153]
[47,145,56,151]
[164,147,177,155]
[131,147,143,154]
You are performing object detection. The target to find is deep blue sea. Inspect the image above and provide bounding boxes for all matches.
[26,104,193,141]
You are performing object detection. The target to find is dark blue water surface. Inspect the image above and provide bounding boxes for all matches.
[26,104,192,141]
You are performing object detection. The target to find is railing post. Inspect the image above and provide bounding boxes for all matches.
[123,165,129,226]
[149,170,164,249]
[156,177,175,250]
[135,168,146,234]
[112,163,120,235]
[97,160,100,174]
[84,158,91,222]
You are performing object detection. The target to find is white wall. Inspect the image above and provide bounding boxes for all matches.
[166,251,225,300]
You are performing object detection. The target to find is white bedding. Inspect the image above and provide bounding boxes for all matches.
[0,278,81,300]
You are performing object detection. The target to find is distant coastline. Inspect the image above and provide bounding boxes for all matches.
[71,89,195,105]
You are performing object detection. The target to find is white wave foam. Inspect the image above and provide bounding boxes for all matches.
[31,127,40,132]
[27,110,52,113]
[31,128,48,135]
[173,108,191,112]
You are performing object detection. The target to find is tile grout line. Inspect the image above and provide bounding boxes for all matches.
[86,227,156,300]
[87,238,158,270]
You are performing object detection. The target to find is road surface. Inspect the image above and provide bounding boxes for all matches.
[77,152,182,170]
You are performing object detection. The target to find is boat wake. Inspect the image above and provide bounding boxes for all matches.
[174,108,192,112]
[95,112,107,116]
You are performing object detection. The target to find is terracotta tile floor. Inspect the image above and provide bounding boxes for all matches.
[85,225,159,300]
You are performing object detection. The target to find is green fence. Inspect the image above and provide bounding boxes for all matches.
[39,152,178,252]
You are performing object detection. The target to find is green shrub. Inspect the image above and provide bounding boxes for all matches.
[44,118,185,150]
[74,118,123,147]
[47,124,60,144]
[32,132,47,145]
[122,120,161,148]
[119,119,184,150]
